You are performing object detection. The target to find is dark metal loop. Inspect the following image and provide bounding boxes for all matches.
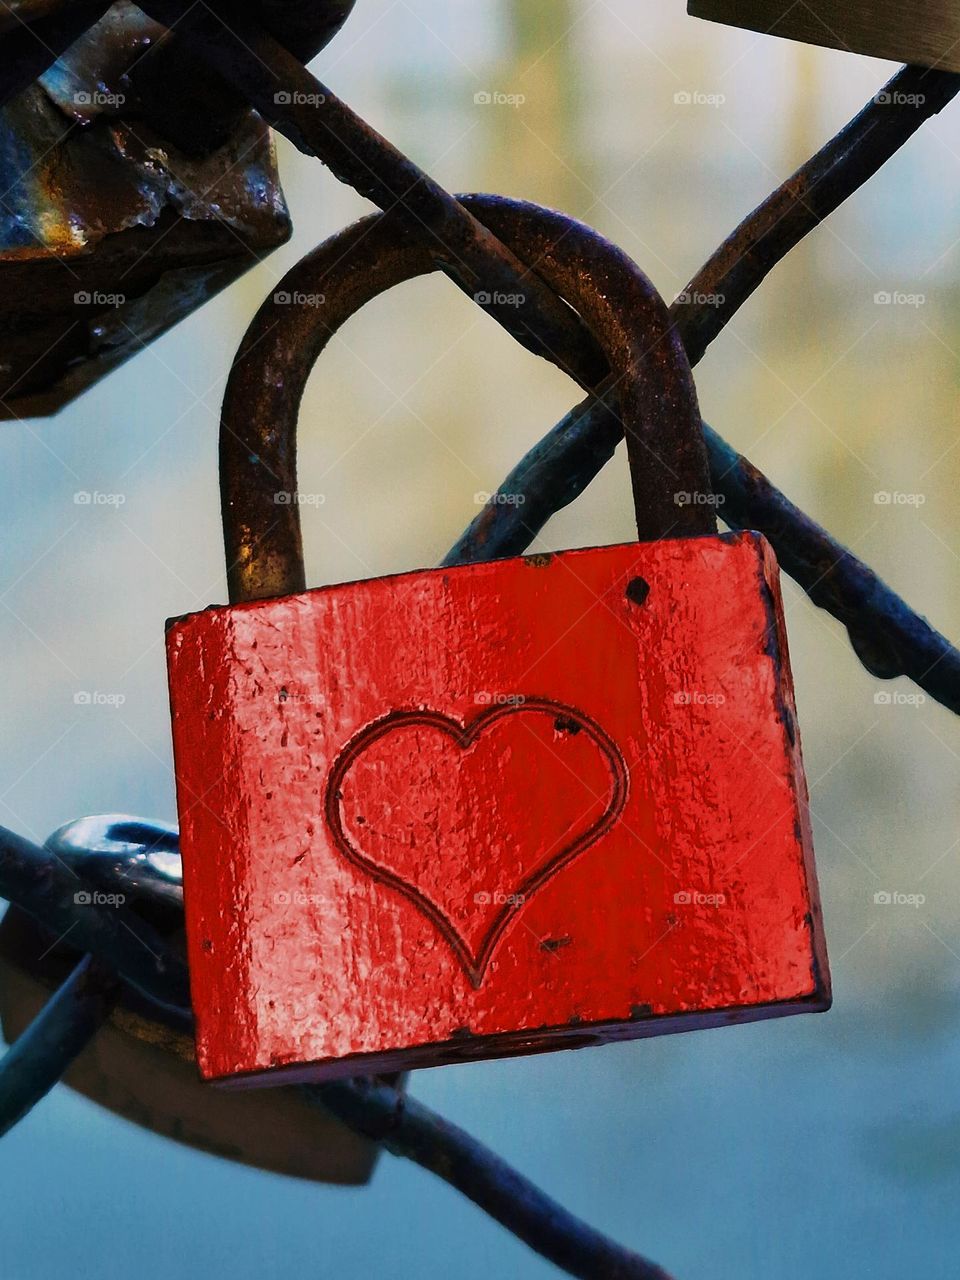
[220,195,715,604]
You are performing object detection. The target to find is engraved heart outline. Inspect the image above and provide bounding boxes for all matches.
[324,699,629,988]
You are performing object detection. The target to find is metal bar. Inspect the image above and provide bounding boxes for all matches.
[219,196,715,606]
[0,953,119,1137]
[315,1077,675,1280]
[136,0,608,388]
[443,68,960,711]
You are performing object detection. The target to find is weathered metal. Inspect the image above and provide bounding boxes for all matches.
[0,816,673,1280]
[0,910,389,1183]
[0,816,389,1184]
[165,198,828,1086]
[137,0,610,388]
[0,33,292,418]
[688,0,960,72]
[0,3,299,419]
[0,948,119,1139]
[441,74,960,714]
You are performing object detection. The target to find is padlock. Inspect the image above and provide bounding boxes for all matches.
[687,0,960,72]
[0,1,306,419]
[166,195,830,1087]
[0,815,388,1183]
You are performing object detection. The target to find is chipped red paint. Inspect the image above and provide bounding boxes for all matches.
[166,531,829,1086]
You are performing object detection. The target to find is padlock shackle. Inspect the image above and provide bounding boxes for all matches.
[220,196,715,604]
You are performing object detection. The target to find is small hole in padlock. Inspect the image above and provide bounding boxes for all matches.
[554,717,581,736]
[625,576,650,607]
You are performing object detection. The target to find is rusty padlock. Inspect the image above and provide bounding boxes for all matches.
[165,196,830,1086]
[0,815,387,1183]
[0,0,354,420]
[687,0,960,72]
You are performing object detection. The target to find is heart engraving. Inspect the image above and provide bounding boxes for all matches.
[324,699,628,987]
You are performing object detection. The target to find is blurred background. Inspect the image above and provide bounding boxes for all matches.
[2,2,960,1276]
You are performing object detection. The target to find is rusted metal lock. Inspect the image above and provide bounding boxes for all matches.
[166,197,830,1086]
[687,0,960,71]
[0,816,385,1182]
[0,1,354,417]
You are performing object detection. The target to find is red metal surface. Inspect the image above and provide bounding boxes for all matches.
[166,531,829,1086]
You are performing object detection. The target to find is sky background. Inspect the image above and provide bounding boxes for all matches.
[3,2,960,1276]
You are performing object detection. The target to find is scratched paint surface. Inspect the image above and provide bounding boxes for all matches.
[166,531,829,1085]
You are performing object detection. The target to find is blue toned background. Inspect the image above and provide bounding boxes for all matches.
[3,3,960,1276]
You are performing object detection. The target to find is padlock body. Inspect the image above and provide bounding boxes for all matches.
[166,531,829,1086]
[688,0,960,72]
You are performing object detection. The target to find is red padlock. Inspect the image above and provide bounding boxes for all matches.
[166,197,830,1086]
